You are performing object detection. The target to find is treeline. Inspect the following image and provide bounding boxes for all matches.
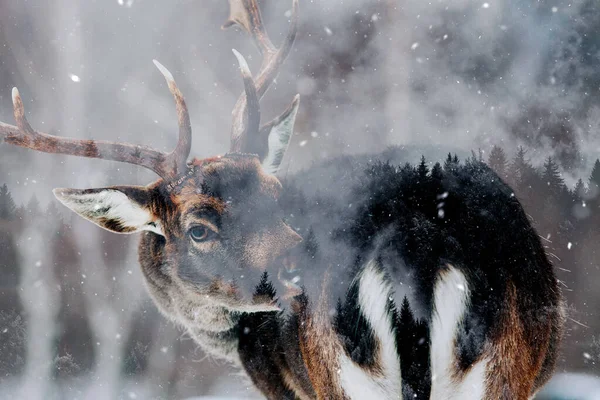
[483,146,599,371]
[0,188,95,378]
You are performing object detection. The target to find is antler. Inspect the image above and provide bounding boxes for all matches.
[0,60,191,181]
[225,0,299,153]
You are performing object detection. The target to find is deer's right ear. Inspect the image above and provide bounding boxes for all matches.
[53,186,164,236]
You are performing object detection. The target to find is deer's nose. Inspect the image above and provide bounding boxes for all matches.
[242,220,303,270]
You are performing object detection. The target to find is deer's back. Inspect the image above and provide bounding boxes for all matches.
[237,152,563,399]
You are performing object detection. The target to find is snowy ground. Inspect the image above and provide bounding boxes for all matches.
[537,373,600,400]
[0,375,262,400]
[1,373,599,399]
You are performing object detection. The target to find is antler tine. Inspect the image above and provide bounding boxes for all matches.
[224,0,276,56]
[0,61,192,181]
[231,49,261,152]
[153,60,192,176]
[225,0,299,153]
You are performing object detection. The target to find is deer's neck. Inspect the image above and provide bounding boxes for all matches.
[187,324,242,363]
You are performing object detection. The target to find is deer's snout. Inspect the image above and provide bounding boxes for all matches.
[242,220,303,271]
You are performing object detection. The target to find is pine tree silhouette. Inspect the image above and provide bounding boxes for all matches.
[488,145,508,178]
[431,162,443,181]
[417,156,429,181]
[542,157,565,194]
[574,178,586,199]
[507,147,528,186]
[254,271,277,300]
[397,296,431,398]
[443,153,459,172]
[399,296,415,328]
[589,159,600,195]
[0,184,16,220]
[26,195,41,220]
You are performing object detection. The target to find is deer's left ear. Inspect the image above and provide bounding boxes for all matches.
[260,94,300,174]
[53,186,164,236]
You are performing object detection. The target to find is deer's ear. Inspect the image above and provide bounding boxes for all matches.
[261,94,300,174]
[53,186,163,236]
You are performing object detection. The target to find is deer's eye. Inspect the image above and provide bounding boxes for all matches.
[189,226,213,242]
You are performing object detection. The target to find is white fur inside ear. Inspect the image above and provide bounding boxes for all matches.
[262,95,299,174]
[53,188,163,235]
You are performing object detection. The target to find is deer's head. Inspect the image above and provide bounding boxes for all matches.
[0,0,302,322]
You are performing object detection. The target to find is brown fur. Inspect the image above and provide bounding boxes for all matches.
[485,282,551,399]
[294,296,348,400]
[293,271,350,400]
[280,367,316,400]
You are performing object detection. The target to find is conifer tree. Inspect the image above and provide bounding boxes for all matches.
[589,159,600,194]
[431,162,443,181]
[26,195,41,220]
[542,157,566,196]
[15,205,26,221]
[0,184,16,220]
[574,178,586,199]
[508,146,537,189]
[508,147,526,186]
[443,153,459,171]
[488,145,508,178]
[417,156,429,181]
[399,297,415,328]
[45,201,62,226]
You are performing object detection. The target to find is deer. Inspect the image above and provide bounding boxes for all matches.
[0,0,563,399]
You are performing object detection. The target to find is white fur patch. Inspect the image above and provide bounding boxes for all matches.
[429,265,487,399]
[54,188,163,235]
[338,260,402,399]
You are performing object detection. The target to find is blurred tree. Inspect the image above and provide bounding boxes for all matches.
[15,204,26,221]
[443,153,459,172]
[507,147,541,209]
[488,145,508,179]
[574,178,586,199]
[430,162,443,181]
[507,146,529,187]
[51,214,95,379]
[0,186,25,377]
[0,183,16,220]
[26,195,41,220]
[585,158,600,229]
[588,159,600,194]
[46,201,61,223]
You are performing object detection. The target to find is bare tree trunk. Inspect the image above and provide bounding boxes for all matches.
[72,224,144,399]
[17,225,60,400]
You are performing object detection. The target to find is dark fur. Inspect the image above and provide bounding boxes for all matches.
[255,153,560,397]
